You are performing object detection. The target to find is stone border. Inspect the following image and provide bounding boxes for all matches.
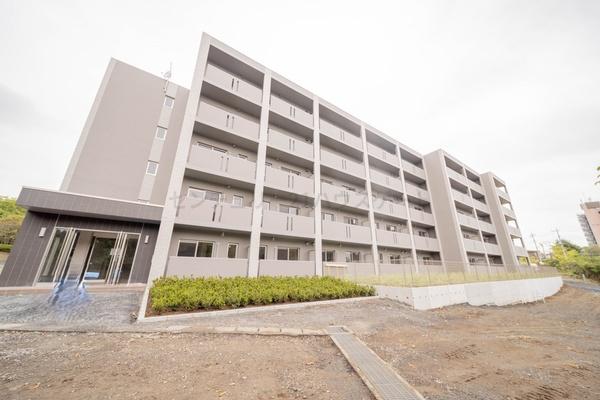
[138,296,376,322]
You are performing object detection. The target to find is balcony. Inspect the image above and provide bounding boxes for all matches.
[319,119,363,152]
[187,145,256,185]
[446,168,467,185]
[372,198,407,220]
[466,178,483,192]
[478,220,496,234]
[452,189,472,207]
[485,242,502,255]
[258,260,315,277]
[503,206,517,219]
[261,210,314,238]
[203,63,262,105]
[320,149,365,179]
[514,245,528,257]
[472,198,489,213]
[264,167,314,198]
[320,182,369,211]
[196,100,259,142]
[508,225,522,237]
[166,256,248,278]
[376,229,412,248]
[270,95,313,128]
[401,160,426,180]
[463,237,486,253]
[369,168,403,193]
[457,213,480,230]
[367,143,399,167]
[322,220,371,245]
[176,197,253,232]
[409,208,435,226]
[267,127,313,161]
[405,183,430,202]
[497,187,511,202]
[412,235,440,252]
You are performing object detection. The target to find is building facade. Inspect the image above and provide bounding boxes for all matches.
[0,34,531,288]
[578,201,600,246]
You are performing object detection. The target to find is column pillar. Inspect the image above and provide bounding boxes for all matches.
[312,98,323,276]
[360,126,380,276]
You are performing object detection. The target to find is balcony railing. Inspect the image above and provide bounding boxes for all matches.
[503,206,517,219]
[270,95,313,128]
[508,225,521,237]
[463,237,486,253]
[371,198,407,219]
[471,198,489,213]
[409,208,435,226]
[484,242,502,255]
[457,212,479,230]
[176,197,253,231]
[497,187,511,202]
[514,245,528,257]
[319,119,363,151]
[267,127,313,160]
[196,100,260,141]
[405,183,430,202]
[258,260,315,277]
[412,235,440,251]
[320,149,365,179]
[320,182,369,210]
[322,220,371,244]
[203,63,262,105]
[451,189,472,207]
[261,210,314,238]
[187,145,256,183]
[446,167,467,185]
[369,168,403,192]
[166,256,248,278]
[264,167,314,197]
[401,160,426,180]
[376,229,412,248]
[478,220,496,234]
[367,142,398,166]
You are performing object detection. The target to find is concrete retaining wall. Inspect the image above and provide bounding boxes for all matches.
[375,276,563,310]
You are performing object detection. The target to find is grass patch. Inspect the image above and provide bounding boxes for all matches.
[149,276,375,314]
[0,244,11,253]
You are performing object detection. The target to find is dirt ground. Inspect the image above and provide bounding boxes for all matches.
[363,285,600,400]
[0,332,373,400]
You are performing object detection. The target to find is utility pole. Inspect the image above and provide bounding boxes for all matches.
[530,233,542,261]
[553,229,567,257]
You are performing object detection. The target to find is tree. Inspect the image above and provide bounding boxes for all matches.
[546,241,600,280]
[596,166,600,185]
[0,198,25,245]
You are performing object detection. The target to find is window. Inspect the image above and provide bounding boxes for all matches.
[281,166,300,176]
[259,246,267,260]
[277,247,299,261]
[344,217,359,225]
[280,204,299,215]
[418,231,428,237]
[262,201,270,211]
[390,255,402,264]
[164,96,174,108]
[386,224,397,232]
[322,213,335,222]
[227,243,238,259]
[196,242,214,257]
[322,250,334,262]
[155,126,167,140]
[232,195,244,207]
[188,188,222,202]
[422,257,432,264]
[379,253,384,263]
[177,241,196,257]
[146,161,159,176]
[345,251,360,262]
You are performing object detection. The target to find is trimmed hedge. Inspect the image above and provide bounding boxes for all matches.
[149,276,375,314]
[0,244,11,253]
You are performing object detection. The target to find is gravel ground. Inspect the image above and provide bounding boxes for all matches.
[0,331,374,400]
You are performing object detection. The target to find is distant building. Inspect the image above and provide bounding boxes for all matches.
[578,201,600,246]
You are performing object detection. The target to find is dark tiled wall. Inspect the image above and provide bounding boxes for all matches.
[0,212,159,287]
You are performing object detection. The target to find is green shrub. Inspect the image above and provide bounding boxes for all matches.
[0,244,11,253]
[149,276,375,314]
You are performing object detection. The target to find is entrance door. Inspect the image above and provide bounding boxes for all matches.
[84,237,116,281]
[37,228,79,283]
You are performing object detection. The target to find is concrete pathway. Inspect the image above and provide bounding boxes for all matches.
[328,326,425,400]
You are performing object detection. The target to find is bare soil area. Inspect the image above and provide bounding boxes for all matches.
[0,332,373,400]
[363,286,600,400]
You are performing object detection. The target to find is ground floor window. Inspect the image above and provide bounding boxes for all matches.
[227,243,238,258]
[259,246,267,260]
[277,247,299,261]
[345,251,360,262]
[177,240,214,258]
[322,250,334,262]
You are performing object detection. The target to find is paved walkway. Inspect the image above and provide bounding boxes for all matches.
[563,279,600,293]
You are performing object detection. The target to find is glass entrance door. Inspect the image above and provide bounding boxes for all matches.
[83,237,117,281]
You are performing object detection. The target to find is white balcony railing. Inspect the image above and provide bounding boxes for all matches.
[452,189,472,207]
[320,149,365,179]
[371,198,407,219]
[484,242,502,255]
[376,229,412,248]
[270,95,313,128]
[508,225,522,237]
[267,127,313,160]
[203,63,262,104]
[463,237,486,253]
[369,168,403,192]
[264,167,314,197]
[367,142,399,166]
[478,220,496,234]
[196,100,260,141]
[320,182,369,210]
[412,235,440,251]
[401,160,426,180]
[261,210,314,238]
[319,119,363,151]
[446,168,467,185]
[409,208,435,226]
[405,183,430,202]
[456,212,479,230]
[188,145,256,183]
[322,220,371,244]
[176,197,253,231]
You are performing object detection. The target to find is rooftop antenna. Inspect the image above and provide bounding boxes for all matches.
[162,62,172,93]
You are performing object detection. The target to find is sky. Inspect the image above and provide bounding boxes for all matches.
[0,0,598,249]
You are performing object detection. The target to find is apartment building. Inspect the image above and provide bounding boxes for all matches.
[578,201,600,246]
[0,34,530,288]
